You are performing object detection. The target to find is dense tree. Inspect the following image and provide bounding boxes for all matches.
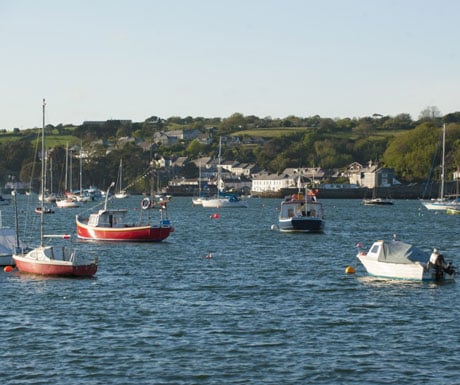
[383,123,439,181]
[219,113,246,135]
[0,140,33,183]
[381,113,414,131]
[186,139,207,157]
[443,112,460,124]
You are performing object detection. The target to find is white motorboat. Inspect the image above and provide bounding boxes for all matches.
[356,239,455,282]
[201,194,248,208]
[56,196,81,208]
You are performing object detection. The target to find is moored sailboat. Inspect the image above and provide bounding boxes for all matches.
[13,99,97,277]
[56,143,81,208]
[114,159,129,199]
[421,124,458,210]
[199,138,248,208]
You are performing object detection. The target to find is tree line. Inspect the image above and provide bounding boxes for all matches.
[1,109,460,193]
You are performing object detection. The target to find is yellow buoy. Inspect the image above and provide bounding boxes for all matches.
[345,266,355,274]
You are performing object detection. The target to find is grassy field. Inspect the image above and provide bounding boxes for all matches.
[0,132,80,147]
[0,125,405,146]
[233,127,312,138]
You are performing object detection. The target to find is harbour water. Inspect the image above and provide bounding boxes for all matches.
[1,196,459,384]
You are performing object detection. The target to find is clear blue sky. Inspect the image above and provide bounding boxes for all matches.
[1,0,459,130]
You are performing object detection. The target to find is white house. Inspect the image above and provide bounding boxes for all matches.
[251,173,297,193]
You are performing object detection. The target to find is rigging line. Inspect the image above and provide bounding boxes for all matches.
[77,165,156,216]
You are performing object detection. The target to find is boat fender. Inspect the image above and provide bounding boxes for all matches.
[141,197,151,210]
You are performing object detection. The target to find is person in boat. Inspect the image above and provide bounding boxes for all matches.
[428,248,455,275]
[300,202,306,216]
[429,248,446,269]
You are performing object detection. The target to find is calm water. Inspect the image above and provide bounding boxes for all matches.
[1,196,459,384]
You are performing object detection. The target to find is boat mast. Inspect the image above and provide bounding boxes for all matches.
[118,159,123,193]
[64,143,69,193]
[217,137,221,198]
[198,158,202,196]
[440,123,446,200]
[80,142,83,197]
[40,99,46,246]
[50,156,53,195]
[12,193,20,249]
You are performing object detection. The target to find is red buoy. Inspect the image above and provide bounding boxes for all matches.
[4,265,14,273]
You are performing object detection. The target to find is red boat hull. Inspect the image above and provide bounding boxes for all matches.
[13,258,97,277]
[76,217,174,242]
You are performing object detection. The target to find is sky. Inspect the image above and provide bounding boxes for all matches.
[1,0,460,130]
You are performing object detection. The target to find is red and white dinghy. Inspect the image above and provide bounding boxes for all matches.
[76,184,174,242]
[13,243,97,277]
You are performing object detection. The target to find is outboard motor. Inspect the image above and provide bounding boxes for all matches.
[444,262,455,276]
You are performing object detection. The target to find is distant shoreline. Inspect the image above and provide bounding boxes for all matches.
[165,182,455,200]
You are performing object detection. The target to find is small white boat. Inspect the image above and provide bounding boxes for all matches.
[56,197,81,208]
[421,198,458,210]
[356,239,455,282]
[201,194,248,208]
[114,191,129,199]
[38,192,57,203]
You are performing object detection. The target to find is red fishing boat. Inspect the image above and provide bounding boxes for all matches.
[76,183,174,242]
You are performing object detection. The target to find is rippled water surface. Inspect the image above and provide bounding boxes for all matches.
[1,196,459,384]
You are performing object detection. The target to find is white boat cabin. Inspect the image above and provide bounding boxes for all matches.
[279,193,322,219]
[88,209,128,228]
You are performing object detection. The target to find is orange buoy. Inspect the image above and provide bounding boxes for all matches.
[4,265,14,273]
[345,266,356,274]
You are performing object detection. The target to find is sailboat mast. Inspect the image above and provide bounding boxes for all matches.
[64,143,69,192]
[80,143,83,196]
[40,99,46,246]
[50,157,53,195]
[120,159,123,191]
[217,137,222,198]
[441,123,446,200]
